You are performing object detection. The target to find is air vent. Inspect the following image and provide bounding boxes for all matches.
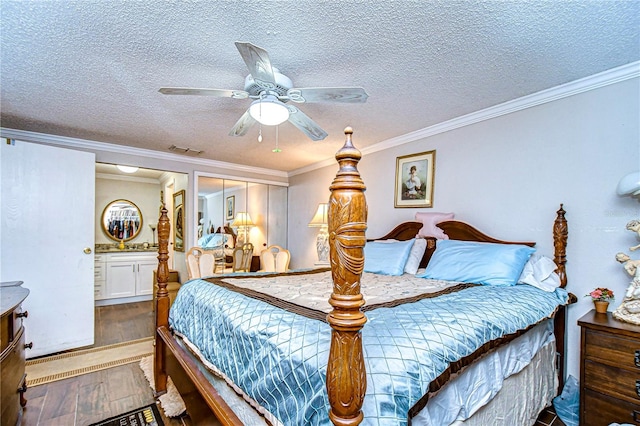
[168,145,203,155]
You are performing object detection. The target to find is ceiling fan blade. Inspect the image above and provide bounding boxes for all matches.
[287,87,369,103]
[228,110,256,137]
[159,87,249,99]
[286,106,328,141]
[234,42,276,87]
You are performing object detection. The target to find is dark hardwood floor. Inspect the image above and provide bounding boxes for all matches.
[535,406,566,426]
[21,362,192,426]
[21,301,193,426]
[93,301,155,347]
[20,301,563,425]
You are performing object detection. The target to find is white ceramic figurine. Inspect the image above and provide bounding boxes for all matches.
[613,220,640,325]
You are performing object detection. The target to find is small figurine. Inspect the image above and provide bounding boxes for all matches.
[627,219,640,251]
[613,220,640,325]
[615,252,640,279]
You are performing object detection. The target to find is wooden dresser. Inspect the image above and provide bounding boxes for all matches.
[1,281,30,426]
[579,310,640,425]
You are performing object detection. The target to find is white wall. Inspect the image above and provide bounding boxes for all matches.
[95,176,162,245]
[288,77,640,382]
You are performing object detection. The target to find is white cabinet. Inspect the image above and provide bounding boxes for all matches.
[98,253,157,304]
[136,260,157,296]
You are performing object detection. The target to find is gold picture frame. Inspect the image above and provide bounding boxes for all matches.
[173,190,185,252]
[226,195,235,220]
[394,150,436,208]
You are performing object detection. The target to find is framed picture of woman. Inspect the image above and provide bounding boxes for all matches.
[226,195,235,220]
[394,150,436,208]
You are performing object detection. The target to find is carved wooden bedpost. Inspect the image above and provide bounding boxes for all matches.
[553,204,568,288]
[154,205,171,395]
[553,203,569,390]
[326,127,368,426]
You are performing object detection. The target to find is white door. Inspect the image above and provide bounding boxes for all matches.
[1,140,95,357]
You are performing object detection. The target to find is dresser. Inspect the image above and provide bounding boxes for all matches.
[1,281,30,426]
[579,310,640,425]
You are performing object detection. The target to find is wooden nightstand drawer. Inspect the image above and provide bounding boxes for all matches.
[584,329,640,370]
[583,388,640,426]
[584,359,640,403]
[579,311,640,425]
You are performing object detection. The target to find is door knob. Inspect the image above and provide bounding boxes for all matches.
[84,247,92,254]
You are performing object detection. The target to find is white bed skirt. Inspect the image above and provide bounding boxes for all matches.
[451,339,557,426]
[414,319,557,426]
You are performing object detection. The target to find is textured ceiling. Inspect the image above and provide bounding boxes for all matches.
[1,1,638,172]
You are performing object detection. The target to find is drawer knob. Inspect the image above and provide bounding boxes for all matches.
[16,311,28,319]
[636,350,640,367]
[637,380,640,397]
[24,342,33,350]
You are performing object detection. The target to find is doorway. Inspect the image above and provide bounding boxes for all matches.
[94,163,187,348]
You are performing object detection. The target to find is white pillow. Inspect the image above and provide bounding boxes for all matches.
[517,253,561,291]
[415,212,455,239]
[404,238,428,274]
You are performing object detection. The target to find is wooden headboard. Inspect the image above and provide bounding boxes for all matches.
[371,220,536,270]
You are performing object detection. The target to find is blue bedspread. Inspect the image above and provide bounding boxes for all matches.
[169,277,568,425]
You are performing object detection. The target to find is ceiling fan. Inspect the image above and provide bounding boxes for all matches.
[159,42,369,141]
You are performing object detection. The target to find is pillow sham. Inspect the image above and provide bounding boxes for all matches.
[517,253,561,291]
[417,239,535,286]
[364,239,415,276]
[404,238,428,274]
[415,212,454,239]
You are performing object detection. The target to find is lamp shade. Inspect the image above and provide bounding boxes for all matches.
[308,203,329,227]
[617,171,640,197]
[248,94,289,126]
[231,212,255,228]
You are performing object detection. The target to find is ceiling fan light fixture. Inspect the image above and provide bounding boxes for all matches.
[249,95,289,126]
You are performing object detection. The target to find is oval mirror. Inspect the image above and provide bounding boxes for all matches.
[101,199,143,242]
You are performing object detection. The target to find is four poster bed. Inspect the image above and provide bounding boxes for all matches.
[153,128,575,425]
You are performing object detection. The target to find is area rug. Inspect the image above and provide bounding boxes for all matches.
[26,336,154,386]
[88,403,164,426]
[139,355,187,417]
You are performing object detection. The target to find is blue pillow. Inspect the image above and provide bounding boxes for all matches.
[197,233,228,248]
[364,239,415,276]
[417,239,535,286]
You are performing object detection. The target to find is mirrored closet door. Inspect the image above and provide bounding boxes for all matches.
[195,174,288,262]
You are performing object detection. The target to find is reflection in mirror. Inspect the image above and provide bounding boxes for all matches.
[173,190,185,252]
[196,174,288,273]
[102,199,143,242]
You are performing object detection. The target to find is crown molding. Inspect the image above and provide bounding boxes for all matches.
[95,172,162,184]
[289,60,640,177]
[0,127,288,179]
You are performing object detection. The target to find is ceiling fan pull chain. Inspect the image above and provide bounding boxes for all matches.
[258,124,263,143]
[272,125,281,153]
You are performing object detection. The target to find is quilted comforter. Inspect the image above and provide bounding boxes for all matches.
[169,271,568,426]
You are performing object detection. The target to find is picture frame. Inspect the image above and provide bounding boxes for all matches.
[394,150,436,208]
[226,195,235,220]
[173,190,185,252]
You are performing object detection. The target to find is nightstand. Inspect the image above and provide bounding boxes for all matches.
[578,310,640,425]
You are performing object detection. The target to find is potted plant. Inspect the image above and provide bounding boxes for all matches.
[586,287,615,314]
